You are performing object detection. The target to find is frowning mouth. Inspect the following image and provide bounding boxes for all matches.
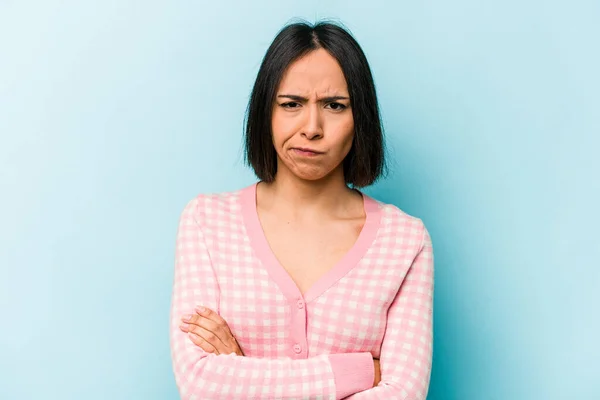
[291,147,324,156]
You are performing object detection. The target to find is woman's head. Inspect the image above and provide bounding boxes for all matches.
[244,21,385,188]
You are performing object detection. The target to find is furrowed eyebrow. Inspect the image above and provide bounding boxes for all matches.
[277,94,350,102]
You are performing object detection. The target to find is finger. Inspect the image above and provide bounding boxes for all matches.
[189,323,223,349]
[182,314,219,334]
[194,307,235,342]
[182,312,220,330]
[195,306,229,328]
[182,314,224,341]
[182,315,231,351]
[187,327,240,356]
[182,311,240,355]
[187,331,219,355]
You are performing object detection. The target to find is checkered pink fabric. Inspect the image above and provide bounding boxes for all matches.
[169,182,434,399]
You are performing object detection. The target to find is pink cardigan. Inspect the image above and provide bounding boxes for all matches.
[169,182,434,399]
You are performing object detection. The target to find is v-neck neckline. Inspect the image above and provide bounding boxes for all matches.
[240,182,382,304]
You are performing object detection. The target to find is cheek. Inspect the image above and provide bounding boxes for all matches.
[335,119,355,154]
[271,110,292,147]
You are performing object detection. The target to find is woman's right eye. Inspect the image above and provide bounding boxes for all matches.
[281,102,300,108]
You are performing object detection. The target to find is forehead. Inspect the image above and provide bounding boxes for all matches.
[277,48,348,95]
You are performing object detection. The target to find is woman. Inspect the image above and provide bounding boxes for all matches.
[170,21,434,400]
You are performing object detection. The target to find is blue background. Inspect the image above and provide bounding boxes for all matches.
[1,1,598,399]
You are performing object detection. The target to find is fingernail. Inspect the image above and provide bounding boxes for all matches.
[182,314,192,321]
[179,323,189,331]
[196,306,206,314]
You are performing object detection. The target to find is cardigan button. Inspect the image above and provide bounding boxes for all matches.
[297,299,304,309]
[293,344,302,354]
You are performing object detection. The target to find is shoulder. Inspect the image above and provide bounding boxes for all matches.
[179,184,250,223]
[371,197,432,250]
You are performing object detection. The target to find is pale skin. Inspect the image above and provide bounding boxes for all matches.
[179,48,381,387]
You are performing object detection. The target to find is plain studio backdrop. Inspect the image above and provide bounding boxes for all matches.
[0,1,598,399]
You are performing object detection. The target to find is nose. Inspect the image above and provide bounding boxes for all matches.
[301,104,324,140]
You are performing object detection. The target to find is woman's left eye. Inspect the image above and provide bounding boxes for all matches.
[326,102,347,111]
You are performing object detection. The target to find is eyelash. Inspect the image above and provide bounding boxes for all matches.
[280,102,347,111]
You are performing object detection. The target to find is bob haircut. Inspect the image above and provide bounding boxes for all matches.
[244,20,386,188]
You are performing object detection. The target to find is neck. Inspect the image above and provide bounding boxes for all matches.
[258,167,361,219]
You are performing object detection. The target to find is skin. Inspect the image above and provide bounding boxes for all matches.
[180,306,244,356]
[260,47,362,218]
[180,48,381,387]
[271,47,354,187]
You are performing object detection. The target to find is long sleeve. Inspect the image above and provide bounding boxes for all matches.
[343,222,435,400]
[169,198,375,400]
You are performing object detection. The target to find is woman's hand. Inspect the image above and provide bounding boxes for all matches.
[373,358,381,387]
[179,306,245,356]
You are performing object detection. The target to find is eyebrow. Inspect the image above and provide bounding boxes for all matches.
[277,94,350,102]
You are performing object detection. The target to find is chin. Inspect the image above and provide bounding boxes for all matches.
[291,169,332,182]
[279,159,341,182]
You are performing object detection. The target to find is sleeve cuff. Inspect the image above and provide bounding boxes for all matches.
[328,352,374,399]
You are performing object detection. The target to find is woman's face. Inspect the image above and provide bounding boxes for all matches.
[271,48,354,183]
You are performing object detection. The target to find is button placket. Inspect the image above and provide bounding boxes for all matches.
[290,296,308,357]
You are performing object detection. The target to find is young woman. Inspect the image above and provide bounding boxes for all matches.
[170,21,434,399]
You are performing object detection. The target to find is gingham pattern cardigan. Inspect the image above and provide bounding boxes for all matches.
[169,182,434,399]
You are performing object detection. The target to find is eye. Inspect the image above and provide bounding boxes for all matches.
[326,102,347,111]
[281,102,301,108]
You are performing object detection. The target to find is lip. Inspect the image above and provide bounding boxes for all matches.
[291,147,324,156]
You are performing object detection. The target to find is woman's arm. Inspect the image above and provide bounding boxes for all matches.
[169,197,375,400]
[342,222,435,400]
